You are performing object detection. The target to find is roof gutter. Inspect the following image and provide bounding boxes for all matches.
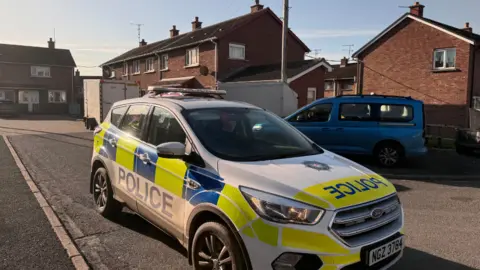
[100,37,218,67]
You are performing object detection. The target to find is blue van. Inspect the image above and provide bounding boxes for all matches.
[285,95,427,167]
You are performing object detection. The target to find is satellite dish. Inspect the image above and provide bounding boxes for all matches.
[199,65,209,76]
[102,66,112,78]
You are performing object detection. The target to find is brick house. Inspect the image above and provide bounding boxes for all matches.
[220,58,332,108]
[0,39,77,114]
[101,1,312,94]
[324,57,357,97]
[352,2,480,127]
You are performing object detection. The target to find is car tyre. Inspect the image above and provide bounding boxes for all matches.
[93,167,122,218]
[374,142,404,167]
[192,222,246,270]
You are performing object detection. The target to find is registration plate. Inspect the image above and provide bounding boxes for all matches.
[368,236,403,266]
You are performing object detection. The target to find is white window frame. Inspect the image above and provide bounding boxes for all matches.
[110,70,116,78]
[324,81,334,91]
[307,87,317,104]
[433,48,456,70]
[185,47,199,67]
[48,90,67,104]
[145,58,155,72]
[133,60,140,74]
[31,66,51,78]
[160,54,169,70]
[229,43,246,60]
[0,91,4,100]
[474,96,480,111]
[122,62,128,76]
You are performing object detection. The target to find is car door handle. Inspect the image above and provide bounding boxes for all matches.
[186,178,201,190]
[138,153,151,164]
[108,138,117,147]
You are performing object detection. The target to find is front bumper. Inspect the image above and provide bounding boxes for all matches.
[240,218,405,270]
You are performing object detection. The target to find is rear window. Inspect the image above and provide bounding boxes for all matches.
[379,104,414,122]
[110,106,128,127]
[339,104,372,121]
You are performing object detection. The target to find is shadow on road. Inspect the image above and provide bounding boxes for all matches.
[0,125,92,141]
[108,211,188,258]
[393,247,477,270]
[0,114,82,121]
[393,183,411,192]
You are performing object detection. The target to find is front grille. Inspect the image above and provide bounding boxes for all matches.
[330,194,402,247]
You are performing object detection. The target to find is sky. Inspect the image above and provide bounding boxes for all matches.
[1,0,479,75]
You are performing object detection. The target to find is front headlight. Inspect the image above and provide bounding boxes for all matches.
[240,186,324,225]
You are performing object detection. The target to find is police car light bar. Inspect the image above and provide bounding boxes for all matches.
[146,86,226,95]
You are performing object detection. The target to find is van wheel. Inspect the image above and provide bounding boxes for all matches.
[192,222,246,270]
[93,167,122,218]
[374,142,404,167]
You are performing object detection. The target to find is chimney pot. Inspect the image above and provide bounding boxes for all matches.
[139,39,147,47]
[48,37,55,49]
[409,1,425,17]
[340,57,349,68]
[464,22,472,32]
[170,25,179,38]
[192,17,202,31]
[250,0,264,13]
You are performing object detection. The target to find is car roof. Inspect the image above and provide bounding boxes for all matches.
[317,95,423,104]
[113,96,261,110]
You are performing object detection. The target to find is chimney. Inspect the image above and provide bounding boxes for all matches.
[340,57,349,68]
[170,25,179,38]
[463,22,472,33]
[75,69,80,77]
[48,37,55,49]
[139,39,147,47]
[250,0,264,13]
[192,16,202,31]
[409,2,425,17]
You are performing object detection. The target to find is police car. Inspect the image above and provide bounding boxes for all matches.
[90,87,404,270]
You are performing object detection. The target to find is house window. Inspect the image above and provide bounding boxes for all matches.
[380,104,414,122]
[229,43,245,60]
[474,97,480,111]
[160,54,168,70]
[307,87,317,104]
[123,63,128,76]
[146,58,155,72]
[340,80,354,90]
[0,90,15,102]
[133,60,140,74]
[31,66,51,77]
[185,47,199,66]
[110,70,116,78]
[48,90,66,103]
[433,48,456,69]
[325,81,334,91]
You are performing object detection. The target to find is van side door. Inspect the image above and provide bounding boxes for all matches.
[288,103,336,149]
[135,106,188,240]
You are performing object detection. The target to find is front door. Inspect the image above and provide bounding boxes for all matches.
[136,106,188,239]
[19,90,39,112]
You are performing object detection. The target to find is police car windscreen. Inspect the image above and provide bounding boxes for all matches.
[183,108,322,161]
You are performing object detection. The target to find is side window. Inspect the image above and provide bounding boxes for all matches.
[379,104,414,122]
[147,107,186,146]
[292,104,332,122]
[110,106,128,127]
[339,103,372,121]
[118,104,150,138]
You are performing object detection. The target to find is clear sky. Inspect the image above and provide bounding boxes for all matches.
[1,0,478,75]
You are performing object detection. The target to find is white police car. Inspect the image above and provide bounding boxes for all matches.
[90,87,404,270]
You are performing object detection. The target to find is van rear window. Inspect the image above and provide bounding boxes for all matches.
[379,104,413,122]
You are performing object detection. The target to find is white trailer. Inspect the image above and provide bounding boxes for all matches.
[83,79,140,129]
[219,81,298,118]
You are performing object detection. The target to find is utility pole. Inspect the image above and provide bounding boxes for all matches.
[343,44,354,59]
[130,22,144,43]
[281,0,289,83]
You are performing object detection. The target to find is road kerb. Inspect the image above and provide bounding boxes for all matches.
[3,135,90,270]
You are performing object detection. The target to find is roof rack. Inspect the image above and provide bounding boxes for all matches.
[145,87,226,99]
[336,94,412,99]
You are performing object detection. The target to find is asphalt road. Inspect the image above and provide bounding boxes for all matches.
[0,137,74,270]
[6,130,480,270]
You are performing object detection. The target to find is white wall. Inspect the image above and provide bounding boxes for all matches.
[219,81,298,117]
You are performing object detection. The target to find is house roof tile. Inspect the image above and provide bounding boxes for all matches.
[0,43,76,67]
[325,63,357,80]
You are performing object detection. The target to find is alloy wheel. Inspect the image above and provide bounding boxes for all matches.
[93,173,108,210]
[195,233,232,270]
[378,147,399,166]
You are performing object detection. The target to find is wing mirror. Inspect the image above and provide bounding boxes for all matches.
[156,142,186,158]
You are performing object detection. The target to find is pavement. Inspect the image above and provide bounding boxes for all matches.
[0,136,74,270]
[1,116,480,270]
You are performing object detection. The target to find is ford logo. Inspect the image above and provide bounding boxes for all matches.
[371,208,385,219]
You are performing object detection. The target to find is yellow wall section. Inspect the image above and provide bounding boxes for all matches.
[116,136,139,171]
[155,158,187,197]
[281,227,349,254]
[299,174,396,208]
